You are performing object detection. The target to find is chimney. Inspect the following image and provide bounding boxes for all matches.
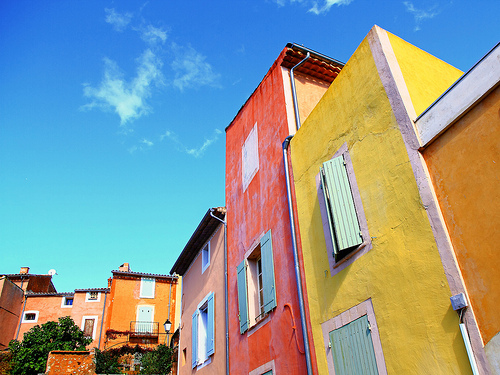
[108,277,112,289]
[119,263,130,272]
[20,267,30,274]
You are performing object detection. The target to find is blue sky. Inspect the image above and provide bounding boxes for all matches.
[1,0,498,292]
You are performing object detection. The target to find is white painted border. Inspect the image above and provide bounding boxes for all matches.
[61,295,74,308]
[416,42,500,146]
[85,291,101,303]
[22,310,39,323]
[321,299,387,375]
[249,359,276,375]
[81,315,99,340]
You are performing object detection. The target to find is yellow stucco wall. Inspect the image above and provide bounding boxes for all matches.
[290,30,471,374]
[387,32,463,117]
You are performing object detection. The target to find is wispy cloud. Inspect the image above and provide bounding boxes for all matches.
[403,2,439,31]
[82,49,164,127]
[309,0,353,14]
[105,8,133,32]
[127,138,154,154]
[171,43,220,91]
[160,129,222,157]
[140,25,168,46]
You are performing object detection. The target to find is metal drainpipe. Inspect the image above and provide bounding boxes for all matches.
[283,136,313,375]
[210,209,229,375]
[167,280,172,346]
[98,291,108,349]
[283,51,314,375]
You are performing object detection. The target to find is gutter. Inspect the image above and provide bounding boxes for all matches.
[210,209,229,375]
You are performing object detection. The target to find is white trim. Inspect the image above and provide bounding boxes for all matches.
[416,42,500,146]
[242,123,259,192]
[85,291,101,302]
[61,295,74,308]
[140,277,155,298]
[22,310,39,323]
[249,359,275,375]
[201,242,210,274]
[81,315,98,340]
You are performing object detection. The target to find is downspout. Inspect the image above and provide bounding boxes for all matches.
[283,51,313,375]
[98,291,108,349]
[167,280,172,346]
[210,209,229,375]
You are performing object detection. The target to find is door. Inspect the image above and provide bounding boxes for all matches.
[137,305,154,333]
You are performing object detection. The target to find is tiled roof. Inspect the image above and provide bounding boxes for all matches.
[111,270,178,280]
[25,292,73,297]
[74,288,109,292]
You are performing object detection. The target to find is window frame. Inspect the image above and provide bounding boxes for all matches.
[242,123,259,192]
[61,295,74,308]
[81,315,98,340]
[192,292,215,369]
[201,242,210,273]
[317,143,372,276]
[85,291,101,302]
[22,310,39,323]
[140,277,155,299]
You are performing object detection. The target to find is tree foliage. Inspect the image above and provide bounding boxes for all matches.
[140,344,175,375]
[8,316,91,375]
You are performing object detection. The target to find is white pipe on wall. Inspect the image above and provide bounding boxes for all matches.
[460,323,480,375]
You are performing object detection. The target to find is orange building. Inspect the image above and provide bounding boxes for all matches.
[170,207,226,374]
[103,263,179,351]
[0,276,24,349]
[416,42,500,373]
[225,44,343,375]
[17,288,109,349]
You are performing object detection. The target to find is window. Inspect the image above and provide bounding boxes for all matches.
[237,230,277,334]
[81,316,98,340]
[201,243,210,273]
[321,299,387,375]
[85,291,100,302]
[192,292,215,368]
[249,359,276,375]
[140,277,155,298]
[242,123,259,191]
[22,311,39,323]
[61,296,74,308]
[317,145,372,275]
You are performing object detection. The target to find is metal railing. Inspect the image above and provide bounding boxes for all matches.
[130,321,159,337]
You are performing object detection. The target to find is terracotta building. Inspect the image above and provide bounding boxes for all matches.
[0,276,24,350]
[170,207,226,374]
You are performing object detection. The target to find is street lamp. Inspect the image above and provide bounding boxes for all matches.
[163,319,172,345]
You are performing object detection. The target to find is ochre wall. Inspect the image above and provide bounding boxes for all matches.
[178,224,226,375]
[0,278,23,349]
[423,85,500,345]
[290,30,472,374]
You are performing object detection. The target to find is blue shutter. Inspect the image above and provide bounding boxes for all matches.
[207,292,215,356]
[191,310,199,368]
[237,260,250,333]
[329,315,378,375]
[261,230,277,313]
[321,156,362,254]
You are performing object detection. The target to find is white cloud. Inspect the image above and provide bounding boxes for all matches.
[160,129,222,158]
[141,25,168,46]
[105,8,133,32]
[171,43,220,91]
[141,138,154,147]
[309,0,353,14]
[82,49,164,126]
[403,2,439,31]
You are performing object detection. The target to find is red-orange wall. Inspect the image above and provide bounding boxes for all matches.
[0,278,23,349]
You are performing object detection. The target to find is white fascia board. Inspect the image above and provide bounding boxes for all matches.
[416,42,500,147]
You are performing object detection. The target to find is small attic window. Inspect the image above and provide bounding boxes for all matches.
[202,243,210,273]
[62,296,74,308]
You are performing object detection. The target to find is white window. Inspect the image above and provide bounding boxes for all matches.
[237,230,277,334]
[81,316,98,340]
[136,305,155,334]
[201,243,210,273]
[192,292,215,368]
[85,291,101,302]
[22,310,39,323]
[140,277,155,298]
[61,296,74,308]
[242,123,259,191]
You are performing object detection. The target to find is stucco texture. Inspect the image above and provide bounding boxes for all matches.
[423,85,500,346]
[290,30,471,374]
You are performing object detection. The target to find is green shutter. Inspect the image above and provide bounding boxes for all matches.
[192,310,199,368]
[237,260,250,333]
[261,230,277,313]
[207,293,215,356]
[329,315,378,375]
[321,156,362,254]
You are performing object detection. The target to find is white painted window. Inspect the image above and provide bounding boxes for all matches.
[85,291,101,302]
[136,305,155,334]
[61,296,74,308]
[192,292,215,368]
[140,277,155,298]
[201,243,210,273]
[242,123,259,191]
[81,316,98,340]
[22,310,39,323]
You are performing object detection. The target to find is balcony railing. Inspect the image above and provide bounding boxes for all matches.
[130,321,159,338]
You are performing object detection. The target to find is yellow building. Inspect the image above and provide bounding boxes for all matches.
[288,26,490,374]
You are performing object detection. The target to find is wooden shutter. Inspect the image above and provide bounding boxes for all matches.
[207,293,215,356]
[83,319,94,338]
[329,315,378,375]
[321,156,362,254]
[237,260,249,333]
[261,230,277,313]
[192,310,199,368]
[140,278,155,298]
